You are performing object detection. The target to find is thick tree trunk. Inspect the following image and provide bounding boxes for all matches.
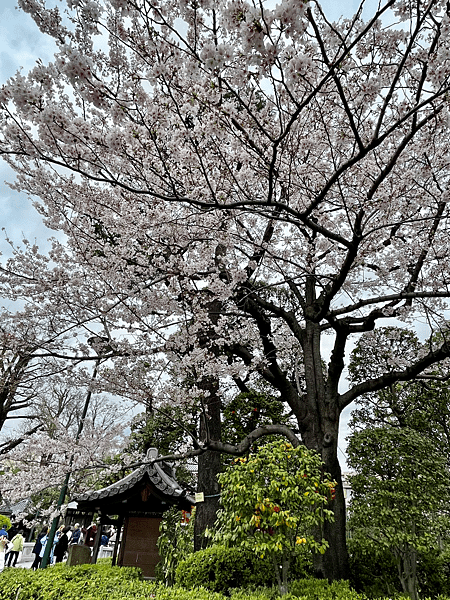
[194,448,222,551]
[194,377,222,551]
[302,416,349,580]
[316,437,349,580]
[397,546,418,600]
[298,313,350,580]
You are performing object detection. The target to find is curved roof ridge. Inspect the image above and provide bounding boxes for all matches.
[72,448,195,506]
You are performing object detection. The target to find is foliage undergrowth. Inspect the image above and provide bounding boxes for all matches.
[175,544,312,592]
[157,505,195,585]
[1,563,450,600]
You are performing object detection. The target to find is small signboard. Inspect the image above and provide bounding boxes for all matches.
[195,492,205,503]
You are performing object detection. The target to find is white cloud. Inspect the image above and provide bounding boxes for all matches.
[0,0,58,82]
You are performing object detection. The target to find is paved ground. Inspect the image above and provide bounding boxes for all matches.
[2,555,34,570]
[16,557,34,569]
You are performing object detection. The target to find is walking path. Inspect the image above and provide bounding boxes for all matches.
[16,555,34,569]
[1,554,34,570]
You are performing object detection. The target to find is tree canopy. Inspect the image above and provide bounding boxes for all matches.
[349,326,450,457]
[2,0,450,579]
[347,426,449,600]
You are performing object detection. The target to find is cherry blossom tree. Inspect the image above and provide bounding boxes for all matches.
[0,310,134,523]
[2,0,450,579]
[0,306,81,435]
[0,366,132,530]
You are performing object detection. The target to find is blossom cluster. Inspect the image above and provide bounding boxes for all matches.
[1,1,450,537]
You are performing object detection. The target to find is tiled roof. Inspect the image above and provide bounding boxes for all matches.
[0,497,32,517]
[72,448,195,508]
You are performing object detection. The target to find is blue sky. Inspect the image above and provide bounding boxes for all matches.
[0,0,59,254]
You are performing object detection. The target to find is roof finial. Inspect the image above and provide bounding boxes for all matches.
[146,448,158,461]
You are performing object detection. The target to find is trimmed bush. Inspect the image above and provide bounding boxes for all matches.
[290,579,363,599]
[0,563,144,600]
[175,545,277,591]
[1,563,450,600]
[175,545,312,593]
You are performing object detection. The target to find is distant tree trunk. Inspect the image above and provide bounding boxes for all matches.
[194,377,222,551]
[396,542,418,600]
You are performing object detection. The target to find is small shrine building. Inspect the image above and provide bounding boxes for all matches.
[66,448,195,578]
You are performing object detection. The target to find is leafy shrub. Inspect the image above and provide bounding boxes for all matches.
[348,537,400,598]
[1,563,450,600]
[290,579,362,599]
[229,587,282,600]
[156,505,195,585]
[176,544,314,593]
[213,442,335,595]
[349,537,450,599]
[0,515,11,531]
[417,548,450,599]
[175,544,278,591]
[0,563,144,600]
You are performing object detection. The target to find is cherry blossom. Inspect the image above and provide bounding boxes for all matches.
[2,0,450,580]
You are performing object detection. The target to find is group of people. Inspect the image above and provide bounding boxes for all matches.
[0,521,117,571]
[0,526,25,569]
[30,524,72,570]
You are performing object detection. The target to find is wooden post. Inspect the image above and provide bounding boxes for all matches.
[91,523,102,564]
[112,515,124,567]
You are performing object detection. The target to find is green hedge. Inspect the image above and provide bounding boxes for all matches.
[1,563,450,600]
[175,544,312,592]
[175,545,277,591]
[0,563,144,600]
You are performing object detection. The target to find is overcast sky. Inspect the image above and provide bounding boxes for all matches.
[0,0,381,465]
[0,0,60,254]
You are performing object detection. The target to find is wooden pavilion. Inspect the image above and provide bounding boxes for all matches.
[66,448,195,578]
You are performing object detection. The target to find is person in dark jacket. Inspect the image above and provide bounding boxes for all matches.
[54,526,70,563]
[70,523,81,545]
[84,524,97,548]
[31,527,48,571]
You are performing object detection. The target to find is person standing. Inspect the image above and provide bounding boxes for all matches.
[38,529,55,566]
[5,530,24,567]
[54,526,70,563]
[0,530,8,572]
[84,524,97,548]
[70,523,82,545]
[30,527,48,571]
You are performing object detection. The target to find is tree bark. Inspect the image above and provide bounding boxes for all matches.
[397,548,419,600]
[315,434,349,580]
[194,377,222,551]
[297,315,350,580]
[301,411,349,580]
